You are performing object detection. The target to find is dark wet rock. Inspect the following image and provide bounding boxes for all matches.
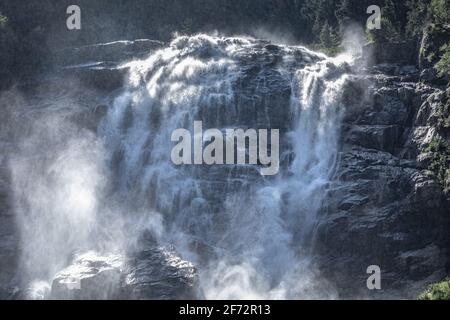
[63,64,128,91]
[414,90,446,127]
[315,68,450,298]
[57,39,164,92]
[420,68,439,84]
[56,39,164,66]
[363,41,418,66]
[342,75,416,127]
[344,125,402,153]
[123,246,199,300]
[418,24,450,86]
[50,252,123,300]
[50,247,199,300]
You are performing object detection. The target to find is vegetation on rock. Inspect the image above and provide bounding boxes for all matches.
[418,278,450,300]
[0,0,448,85]
[425,88,450,197]
[426,137,450,195]
[435,44,450,78]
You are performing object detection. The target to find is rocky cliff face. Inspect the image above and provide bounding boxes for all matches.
[314,29,450,298]
[316,64,449,298]
[0,35,448,299]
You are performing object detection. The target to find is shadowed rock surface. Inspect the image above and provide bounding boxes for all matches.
[50,247,199,300]
[315,65,450,298]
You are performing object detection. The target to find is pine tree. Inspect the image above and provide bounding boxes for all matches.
[320,20,333,49]
[435,44,450,77]
[406,0,431,38]
[430,0,450,24]
[336,0,352,21]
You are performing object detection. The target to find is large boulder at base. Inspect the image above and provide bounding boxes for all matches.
[123,246,199,300]
[50,247,199,300]
[50,252,123,300]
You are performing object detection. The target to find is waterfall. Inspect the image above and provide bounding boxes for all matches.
[11,34,351,299]
[99,35,350,299]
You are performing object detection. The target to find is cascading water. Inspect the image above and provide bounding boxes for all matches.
[98,35,350,299]
[11,34,352,299]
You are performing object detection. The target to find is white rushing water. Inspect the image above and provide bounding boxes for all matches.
[10,116,108,298]
[11,34,351,299]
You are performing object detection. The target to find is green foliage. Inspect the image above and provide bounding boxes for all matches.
[368,0,446,43]
[405,0,430,38]
[418,278,450,300]
[425,137,450,195]
[435,44,450,77]
[0,12,7,29]
[320,21,332,47]
[319,20,341,55]
[0,0,447,86]
[425,90,450,195]
[367,16,402,43]
[430,0,450,24]
[366,0,403,43]
[435,89,450,128]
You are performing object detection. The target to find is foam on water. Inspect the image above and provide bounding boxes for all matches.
[13,34,351,299]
